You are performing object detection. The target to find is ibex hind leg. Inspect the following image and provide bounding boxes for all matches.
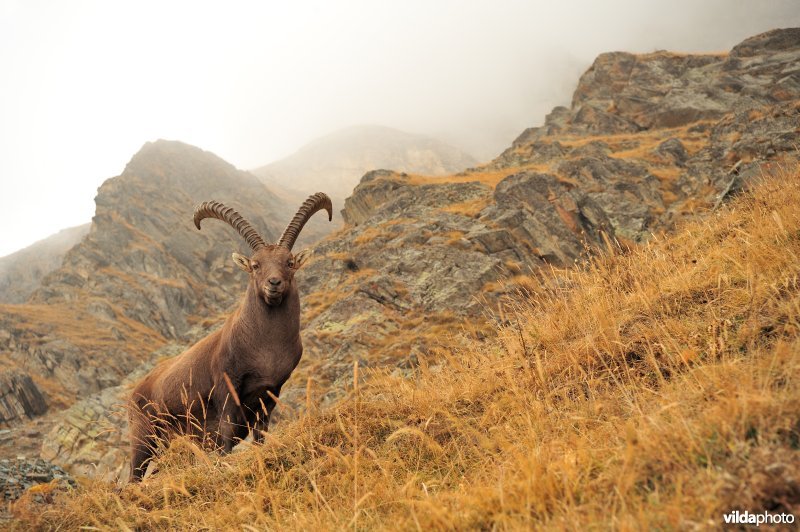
[129,417,157,481]
[130,441,153,481]
[128,402,164,482]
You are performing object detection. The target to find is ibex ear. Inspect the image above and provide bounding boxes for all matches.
[231,253,252,273]
[293,249,313,269]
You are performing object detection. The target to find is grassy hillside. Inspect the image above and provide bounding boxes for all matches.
[13,166,800,529]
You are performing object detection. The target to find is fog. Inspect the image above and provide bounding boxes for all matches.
[1,0,798,257]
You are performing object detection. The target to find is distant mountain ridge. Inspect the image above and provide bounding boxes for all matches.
[252,125,478,205]
[0,224,90,304]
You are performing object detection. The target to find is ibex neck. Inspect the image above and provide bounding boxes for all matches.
[234,282,301,344]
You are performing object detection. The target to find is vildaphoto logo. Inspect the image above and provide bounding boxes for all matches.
[723,510,795,526]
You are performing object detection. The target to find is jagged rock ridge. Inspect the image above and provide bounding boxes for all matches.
[477,28,800,260]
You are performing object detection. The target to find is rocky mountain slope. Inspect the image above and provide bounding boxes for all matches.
[0,140,331,431]
[1,28,798,486]
[252,125,477,216]
[0,224,90,304]
[21,162,800,531]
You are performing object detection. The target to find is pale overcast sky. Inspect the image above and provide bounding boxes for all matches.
[1,0,798,257]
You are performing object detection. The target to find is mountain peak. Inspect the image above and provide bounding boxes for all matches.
[252,125,477,202]
[121,139,249,191]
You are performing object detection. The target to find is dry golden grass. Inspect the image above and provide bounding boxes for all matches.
[377,164,549,190]
[440,196,492,218]
[558,122,711,155]
[12,168,800,530]
[352,226,394,246]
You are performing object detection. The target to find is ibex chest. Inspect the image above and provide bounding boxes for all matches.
[233,333,302,385]
[235,347,299,404]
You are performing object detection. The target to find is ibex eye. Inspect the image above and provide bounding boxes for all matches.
[251,263,260,270]
[287,258,295,267]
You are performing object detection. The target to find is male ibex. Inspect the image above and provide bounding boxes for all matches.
[128,193,332,481]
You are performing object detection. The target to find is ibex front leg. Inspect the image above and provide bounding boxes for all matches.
[252,394,276,444]
[214,379,244,454]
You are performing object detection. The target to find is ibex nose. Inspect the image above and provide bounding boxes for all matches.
[268,277,282,287]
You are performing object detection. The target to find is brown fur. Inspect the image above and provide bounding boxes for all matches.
[128,245,312,481]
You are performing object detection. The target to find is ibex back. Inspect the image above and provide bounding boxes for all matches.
[128,193,332,481]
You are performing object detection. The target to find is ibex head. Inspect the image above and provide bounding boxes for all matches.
[193,192,332,306]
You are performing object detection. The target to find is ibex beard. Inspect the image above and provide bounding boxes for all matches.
[128,193,332,481]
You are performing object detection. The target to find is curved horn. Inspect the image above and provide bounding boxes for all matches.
[277,192,333,250]
[193,201,267,252]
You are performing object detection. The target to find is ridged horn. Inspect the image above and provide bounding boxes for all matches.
[193,201,267,252]
[277,192,333,250]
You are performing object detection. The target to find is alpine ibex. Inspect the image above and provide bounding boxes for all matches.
[128,193,332,481]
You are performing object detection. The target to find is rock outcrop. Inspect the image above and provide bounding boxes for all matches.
[30,140,303,340]
[296,173,507,400]
[0,372,47,428]
[490,27,800,246]
[566,29,800,133]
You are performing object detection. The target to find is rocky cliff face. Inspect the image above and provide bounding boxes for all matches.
[498,29,800,221]
[569,28,800,131]
[0,28,796,483]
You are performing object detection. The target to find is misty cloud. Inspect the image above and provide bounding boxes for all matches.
[1,0,798,256]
